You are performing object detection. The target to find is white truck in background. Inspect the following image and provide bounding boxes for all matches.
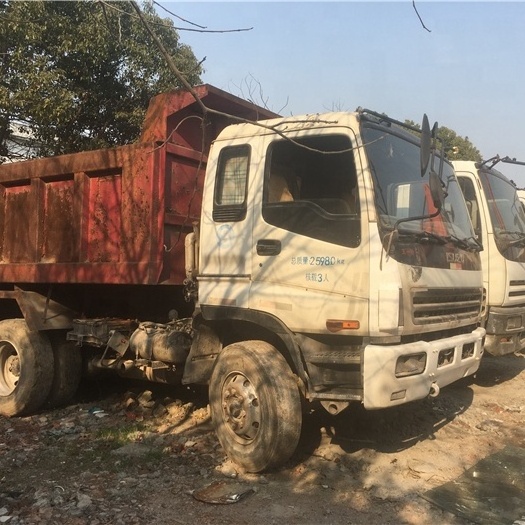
[517,189,525,207]
[454,157,525,355]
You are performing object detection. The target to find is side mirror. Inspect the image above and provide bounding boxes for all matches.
[420,114,431,176]
[431,121,439,139]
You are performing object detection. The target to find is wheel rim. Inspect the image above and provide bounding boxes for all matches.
[221,372,261,442]
[0,341,20,396]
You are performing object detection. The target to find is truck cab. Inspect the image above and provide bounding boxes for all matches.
[454,158,525,355]
[190,110,485,470]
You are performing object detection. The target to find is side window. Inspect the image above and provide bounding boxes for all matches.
[458,176,482,240]
[263,134,360,248]
[213,145,250,222]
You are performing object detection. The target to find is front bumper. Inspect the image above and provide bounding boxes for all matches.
[484,305,525,356]
[362,326,485,409]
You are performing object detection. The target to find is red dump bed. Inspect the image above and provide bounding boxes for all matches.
[0,85,277,286]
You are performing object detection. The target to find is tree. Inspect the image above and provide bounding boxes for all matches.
[0,0,202,160]
[435,126,482,162]
[405,119,482,162]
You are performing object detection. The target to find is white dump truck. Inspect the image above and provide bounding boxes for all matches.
[517,189,525,207]
[454,157,525,355]
[0,85,485,471]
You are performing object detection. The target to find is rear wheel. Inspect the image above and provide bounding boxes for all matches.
[0,319,54,416]
[209,340,302,472]
[46,333,82,408]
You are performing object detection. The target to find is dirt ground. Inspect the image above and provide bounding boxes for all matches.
[0,353,524,525]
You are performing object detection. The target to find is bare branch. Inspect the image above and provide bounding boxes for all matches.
[413,1,431,32]
[152,0,207,29]
[229,75,289,116]
[130,1,208,113]
[131,0,385,157]
[152,0,254,33]
[99,1,111,29]
[102,0,252,33]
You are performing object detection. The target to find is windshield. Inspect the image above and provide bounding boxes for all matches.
[363,125,475,240]
[479,168,525,262]
[361,124,480,270]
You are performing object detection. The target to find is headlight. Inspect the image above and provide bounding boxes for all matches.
[395,352,426,377]
[506,316,522,331]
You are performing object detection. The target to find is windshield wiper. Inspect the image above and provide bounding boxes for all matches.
[504,235,525,249]
[495,230,525,247]
[490,230,525,253]
[398,229,448,245]
[398,230,483,252]
[496,229,525,237]
[447,234,483,253]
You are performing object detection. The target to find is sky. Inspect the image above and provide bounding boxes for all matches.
[160,1,525,186]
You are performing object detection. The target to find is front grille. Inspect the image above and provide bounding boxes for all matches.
[412,287,481,325]
[509,280,525,298]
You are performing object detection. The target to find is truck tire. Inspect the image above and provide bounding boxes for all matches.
[209,340,302,472]
[46,334,82,409]
[0,319,54,417]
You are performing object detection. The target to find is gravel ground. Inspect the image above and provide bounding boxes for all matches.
[1,353,524,525]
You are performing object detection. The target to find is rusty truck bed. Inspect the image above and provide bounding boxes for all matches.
[0,85,277,286]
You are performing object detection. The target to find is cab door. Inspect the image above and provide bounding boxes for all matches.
[198,143,254,310]
[249,131,370,333]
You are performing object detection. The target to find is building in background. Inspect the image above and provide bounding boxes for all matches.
[1,122,39,163]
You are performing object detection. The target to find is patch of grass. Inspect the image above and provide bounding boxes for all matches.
[95,423,147,447]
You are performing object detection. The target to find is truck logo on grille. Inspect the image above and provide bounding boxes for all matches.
[410,266,422,282]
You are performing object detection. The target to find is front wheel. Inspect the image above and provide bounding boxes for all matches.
[0,319,54,416]
[209,340,302,472]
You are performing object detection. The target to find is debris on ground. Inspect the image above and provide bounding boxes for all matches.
[0,355,524,524]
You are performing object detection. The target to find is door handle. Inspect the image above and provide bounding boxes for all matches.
[257,239,281,256]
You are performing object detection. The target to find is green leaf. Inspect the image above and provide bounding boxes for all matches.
[0,0,203,157]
